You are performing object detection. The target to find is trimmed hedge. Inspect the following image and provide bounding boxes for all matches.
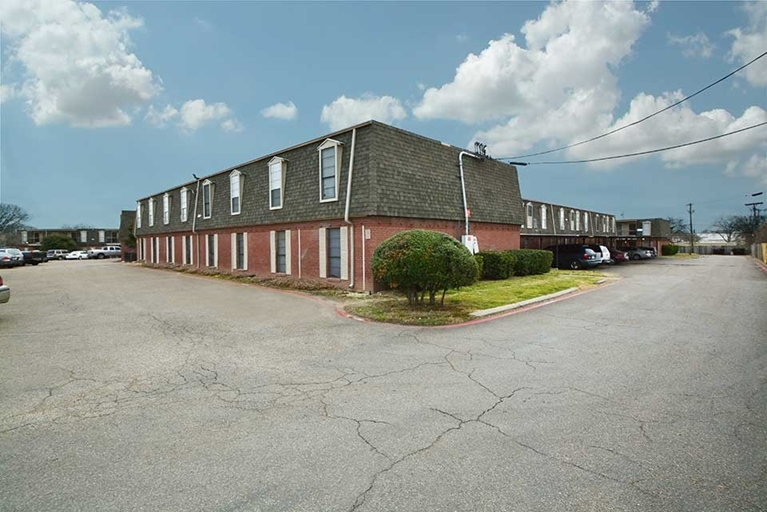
[510,249,552,276]
[661,244,679,256]
[477,250,516,280]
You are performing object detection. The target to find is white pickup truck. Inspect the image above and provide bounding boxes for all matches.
[87,246,122,259]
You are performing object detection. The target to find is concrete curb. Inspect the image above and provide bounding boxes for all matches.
[470,287,580,318]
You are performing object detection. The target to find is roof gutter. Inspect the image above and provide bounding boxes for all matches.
[344,128,357,288]
[459,151,480,236]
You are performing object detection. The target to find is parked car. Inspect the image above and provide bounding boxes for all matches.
[638,246,657,257]
[87,246,121,259]
[66,250,89,260]
[622,247,654,260]
[0,248,24,267]
[46,249,69,260]
[0,275,9,304]
[587,245,612,265]
[607,248,627,263]
[543,244,601,270]
[21,250,47,265]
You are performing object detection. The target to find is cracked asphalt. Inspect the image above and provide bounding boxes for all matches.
[1,256,765,511]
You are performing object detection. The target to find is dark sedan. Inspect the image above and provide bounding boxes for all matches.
[544,244,601,270]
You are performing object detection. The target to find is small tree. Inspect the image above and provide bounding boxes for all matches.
[0,203,30,234]
[41,233,77,252]
[372,230,479,306]
[710,216,740,243]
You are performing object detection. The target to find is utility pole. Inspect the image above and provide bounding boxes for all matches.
[687,203,695,254]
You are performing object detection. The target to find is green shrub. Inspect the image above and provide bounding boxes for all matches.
[661,244,679,256]
[510,249,552,276]
[372,230,479,306]
[477,250,516,280]
[41,233,77,252]
[474,253,484,280]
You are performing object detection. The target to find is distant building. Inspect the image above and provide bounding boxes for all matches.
[19,228,120,248]
[519,198,617,249]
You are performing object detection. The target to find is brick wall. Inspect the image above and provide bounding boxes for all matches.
[138,216,520,292]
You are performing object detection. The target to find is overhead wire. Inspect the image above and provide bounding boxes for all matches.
[515,121,767,165]
[498,49,767,160]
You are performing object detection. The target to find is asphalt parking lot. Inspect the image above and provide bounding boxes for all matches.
[1,257,766,511]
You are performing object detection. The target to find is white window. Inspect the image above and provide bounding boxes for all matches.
[595,214,600,233]
[136,202,142,229]
[180,188,189,222]
[540,205,547,229]
[268,157,285,210]
[575,211,580,231]
[166,236,174,263]
[206,233,218,267]
[318,226,348,279]
[148,198,155,227]
[80,230,87,243]
[569,210,576,230]
[269,230,292,274]
[611,217,616,233]
[318,139,342,202]
[559,208,565,231]
[182,235,193,265]
[525,203,533,229]
[231,232,248,270]
[202,180,213,219]
[230,170,242,215]
[583,212,589,233]
[163,193,171,224]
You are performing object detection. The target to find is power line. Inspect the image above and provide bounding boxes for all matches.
[500,49,767,160]
[510,121,767,166]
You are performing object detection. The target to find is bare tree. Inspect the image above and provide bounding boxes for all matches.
[710,216,740,243]
[0,203,30,233]
[667,216,698,243]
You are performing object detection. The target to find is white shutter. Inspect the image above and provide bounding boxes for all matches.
[340,226,348,280]
[285,230,292,275]
[319,227,327,278]
[243,233,248,270]
[231,233,236,269]
[270,231,276,273]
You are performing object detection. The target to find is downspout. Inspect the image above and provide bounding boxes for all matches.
[362,224,367,292]
[192,177,201,269]
[458,151,480,236]
[344,128,357,288]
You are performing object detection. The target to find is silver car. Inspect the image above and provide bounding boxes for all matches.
[0,275,9,304]
[0,248,24,267]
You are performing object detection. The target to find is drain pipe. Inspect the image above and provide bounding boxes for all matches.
[458,151,479,236]
[192,176,201,269]
[344,128,357,288]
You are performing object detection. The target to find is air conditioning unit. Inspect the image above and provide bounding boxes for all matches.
[462,235,479,254]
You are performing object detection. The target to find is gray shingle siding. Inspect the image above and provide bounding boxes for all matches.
[136,121,523,236]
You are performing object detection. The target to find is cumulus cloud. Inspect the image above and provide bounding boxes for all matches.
[413,2,649,126]
[145,99,241,133]
[261,101,298,120]
[668,32,714,58]
[0,0,161,127]
[565,93,767,170]
[741,154,767,184]
[321,94,406,131]
[414,0,765,178]
[728,1,767,87]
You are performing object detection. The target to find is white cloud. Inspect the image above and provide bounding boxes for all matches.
[647,0,660,14]
[145,99,240,133]
[413,1,650,128]
[565,93,767,170]
[0,0,161,127]
[261,101,298,120]
[144,104,179,127]
[178,99,232,132]
[0,84,18,103]
[668,32,714,58]
[220,119,243,133]
[741,154,767,184]
[728,1,767,87]
[456,33,469,43]
[321,94,406,131]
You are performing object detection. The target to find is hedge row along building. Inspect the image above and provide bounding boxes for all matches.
[134,121,525,292]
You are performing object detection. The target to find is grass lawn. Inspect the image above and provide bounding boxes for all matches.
[344,269,609,326]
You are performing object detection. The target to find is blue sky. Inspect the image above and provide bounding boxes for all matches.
[1,0,765,230]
